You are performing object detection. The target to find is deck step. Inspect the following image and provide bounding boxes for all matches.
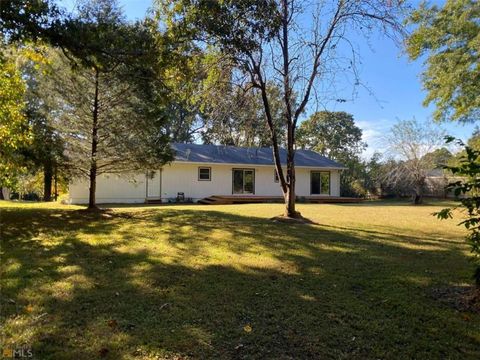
[145,199,163,204]
[197,197,217,204]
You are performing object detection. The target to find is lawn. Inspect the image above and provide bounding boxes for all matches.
[1,200,479,359]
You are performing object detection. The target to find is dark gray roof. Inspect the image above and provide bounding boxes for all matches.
[171,143,345,168]
[426,168,445,177]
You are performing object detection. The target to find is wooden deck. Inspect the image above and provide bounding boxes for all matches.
[197,195,363,205]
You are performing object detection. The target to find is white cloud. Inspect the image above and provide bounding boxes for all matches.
[356,119,390,159]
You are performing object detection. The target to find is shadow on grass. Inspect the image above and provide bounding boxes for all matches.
[1,206,479,359]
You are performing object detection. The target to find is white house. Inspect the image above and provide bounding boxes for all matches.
[68,143,346,204]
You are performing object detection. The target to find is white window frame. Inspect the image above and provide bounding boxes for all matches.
[198,167,211,181]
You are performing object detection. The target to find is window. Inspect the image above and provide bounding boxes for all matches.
[232,169,255,194]
[310,171,330,195]
[274,169,279,183]
[198,167,211,181]
[320,172,330,194]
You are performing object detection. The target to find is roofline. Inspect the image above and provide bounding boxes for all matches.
[169,160,347,170]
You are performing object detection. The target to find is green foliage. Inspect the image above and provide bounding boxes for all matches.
[161,49,206,142]
[156,0,281,55]
[407,0,480,122]
[39,45,172,177]
[297,111,366,159]
[0,0,62,42]
[450,128,480,169]
[422,148,454,169]
[435,136,480,285]
[16,44,68,200]
[201,72,285,147]
[467,128,480,150]
[0,51,31,188]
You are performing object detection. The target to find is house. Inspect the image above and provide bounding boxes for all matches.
[68,143,346,204]
[424,168,465,199]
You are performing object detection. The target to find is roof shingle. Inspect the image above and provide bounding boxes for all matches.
[171,143,345,169]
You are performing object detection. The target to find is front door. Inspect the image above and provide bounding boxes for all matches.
[146,170,161,199]
[232,169,255,194]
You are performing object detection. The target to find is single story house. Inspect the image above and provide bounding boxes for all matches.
[68,143,346,204]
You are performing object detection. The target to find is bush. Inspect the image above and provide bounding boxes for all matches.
[435,136,480,286]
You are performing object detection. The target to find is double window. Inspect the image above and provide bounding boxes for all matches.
[311,171,330,195]
[198,167,211,181]
[233,169,255,194]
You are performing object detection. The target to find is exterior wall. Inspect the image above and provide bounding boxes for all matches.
[295,167,340,197]
[69,173,147,204]
[68,163,342,204]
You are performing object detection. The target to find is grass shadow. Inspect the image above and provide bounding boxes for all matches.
[1,204,479,359]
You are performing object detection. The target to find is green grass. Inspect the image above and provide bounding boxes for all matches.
[1,200,479,359]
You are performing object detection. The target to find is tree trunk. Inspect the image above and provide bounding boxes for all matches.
[283,122,297,217]
[88,69,100,210]
[0,187,4,200]
[284,177,297,217]
[413,186,423,205]
[413,180,424,205]
[54,166,58,201]
[43,161,53,202]
[280,0,298,218]
[413,193,422,205]
[88,163,97,209]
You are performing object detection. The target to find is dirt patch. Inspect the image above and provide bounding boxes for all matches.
[430,285,480,313]
[270,214,318,225]
[76,208,135,220]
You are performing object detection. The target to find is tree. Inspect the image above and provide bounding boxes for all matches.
[363,152,384,196]
[0,0,62,42]
[421,148,453,169]
[0,49,31,199]
[467,128,480,150]
[450,128,480,164]
[297,111,366,159]
[15,45,67,202]
[159,48,206,143]
[162,48,287,147]
[200,62,286,147]
[160,0,405,218]
[38,1,173,209]
[407,0,480,123]
[384,119,445,204]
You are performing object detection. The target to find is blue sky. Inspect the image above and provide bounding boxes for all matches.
[60,0,476,158]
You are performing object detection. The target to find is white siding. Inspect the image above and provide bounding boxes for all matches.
[69,173,147,204]
[68,163,342,204]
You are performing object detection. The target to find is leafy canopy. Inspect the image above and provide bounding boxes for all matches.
[407,0,480,122]
[297,111,366,161]
[0,52,32,188]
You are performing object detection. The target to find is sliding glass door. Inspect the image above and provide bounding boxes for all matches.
[310,171,330,195]
[232,169,255,194]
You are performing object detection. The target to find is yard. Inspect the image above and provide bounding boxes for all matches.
[1,200,479,359]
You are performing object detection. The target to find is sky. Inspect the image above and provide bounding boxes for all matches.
[60,0,477,158]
